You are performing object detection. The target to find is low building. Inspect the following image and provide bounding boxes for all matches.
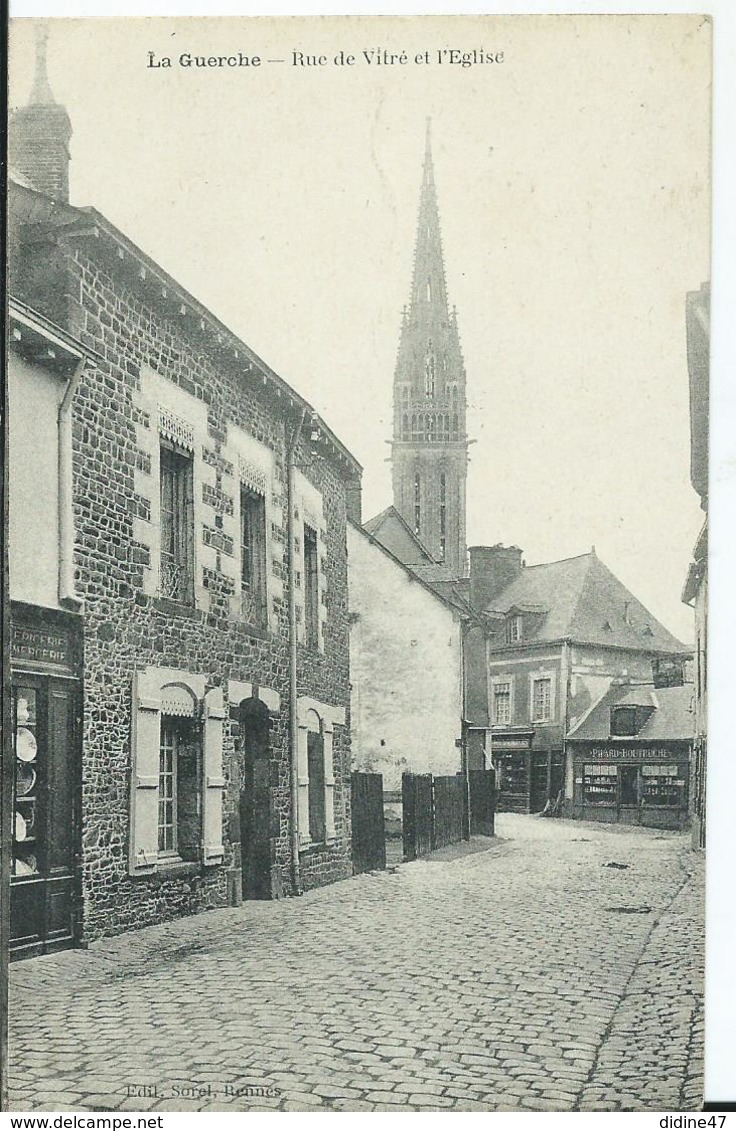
[566,682,693,829]
[348,521,484,825]
[8,38,362,955]
[467,544,691,819]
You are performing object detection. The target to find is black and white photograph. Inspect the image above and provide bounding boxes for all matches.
[2,8,723,1117]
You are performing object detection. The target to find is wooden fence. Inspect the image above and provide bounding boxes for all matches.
[351,772,386,874]
[403,769,496,860]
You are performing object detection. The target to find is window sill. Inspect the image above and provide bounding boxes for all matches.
[156,857,203,879]
[153,596,202,620]
[234,619,270,641]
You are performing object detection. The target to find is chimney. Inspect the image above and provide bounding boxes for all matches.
[345,478,362,527]
[9,24,72,203]
[468,544,524,612]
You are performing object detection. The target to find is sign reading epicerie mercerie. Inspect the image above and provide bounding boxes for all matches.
[147,48,505,70]
[11,622,75,673]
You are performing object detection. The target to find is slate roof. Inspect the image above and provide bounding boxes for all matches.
[568,682,695,742]
[486,551,688,654]
[363,506,436,562]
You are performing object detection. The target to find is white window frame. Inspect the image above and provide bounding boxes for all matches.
[129,666,225,875]
[296,697,345,849]
[529,670,556,724]
[490,674,515,726]
[506,614,523,643]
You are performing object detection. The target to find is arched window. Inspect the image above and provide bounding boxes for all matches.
[424,340,436,398]
[439,473,447,561]
[414,472,421,536]
[402,413,408,439]
[453,413,459,438]
[306,710,326,844]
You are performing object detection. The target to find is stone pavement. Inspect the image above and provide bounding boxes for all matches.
[8,815,703,1113]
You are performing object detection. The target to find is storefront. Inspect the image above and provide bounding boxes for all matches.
[492,731,564,814]
[570,744,690,829]
[10,602,83,958]
[565,681,693,830]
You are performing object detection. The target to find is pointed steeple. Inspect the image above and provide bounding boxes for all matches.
[391,125,469,579]
[9,22,73,202]
[408,117,449,321]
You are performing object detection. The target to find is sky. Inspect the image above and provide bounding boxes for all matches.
[8,14,711,642]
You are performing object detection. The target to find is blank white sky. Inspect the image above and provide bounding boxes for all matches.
[9,15,710,641]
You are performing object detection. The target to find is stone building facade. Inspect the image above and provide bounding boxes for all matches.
[7,43,361,952]
[466,545,692,820]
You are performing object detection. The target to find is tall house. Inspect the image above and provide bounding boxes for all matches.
[391,124,469,579]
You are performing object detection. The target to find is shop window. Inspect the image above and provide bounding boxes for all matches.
[582,764,617,805]
[492,681,512,725]
[304,523,320,650]
[640,764,687,808]
[158,717,201,862]
[611,706,638,737]
[240,485,268,627]
[12,687,40,879]
[160,441,194,603]
[498,752,527,798]
[532,677,552,722]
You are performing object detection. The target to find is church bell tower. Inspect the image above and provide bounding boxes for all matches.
[391,122,469,578]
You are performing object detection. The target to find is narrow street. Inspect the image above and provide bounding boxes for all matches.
[8,816,703,1113]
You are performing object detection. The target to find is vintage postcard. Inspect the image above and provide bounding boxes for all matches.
[4,11,713,1116]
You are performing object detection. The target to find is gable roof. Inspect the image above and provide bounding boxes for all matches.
[350,519,461,619]
[568,682,695,742]
[363,505,436,564]
[487,551,688,654]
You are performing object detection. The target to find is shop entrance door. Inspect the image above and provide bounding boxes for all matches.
[10,676,81,957]
[619,764,640,823]
[239,697,272,900]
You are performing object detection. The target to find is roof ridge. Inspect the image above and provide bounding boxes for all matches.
[566,551,599,636]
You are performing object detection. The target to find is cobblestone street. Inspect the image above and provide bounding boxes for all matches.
[8,815,704,1113]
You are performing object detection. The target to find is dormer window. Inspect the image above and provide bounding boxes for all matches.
[506,614,522,644]
[611,706,638,737]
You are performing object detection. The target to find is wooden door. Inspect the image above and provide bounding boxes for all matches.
[239,698,272,900]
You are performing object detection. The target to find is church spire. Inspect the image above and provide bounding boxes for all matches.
[408,117,449,321]
[391,125,469,579]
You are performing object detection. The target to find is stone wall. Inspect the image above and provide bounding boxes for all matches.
[17,226,354,939]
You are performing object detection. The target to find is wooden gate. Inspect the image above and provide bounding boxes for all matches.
[468,769,496,836]
[402,773,434,861]
[351,772,386,874]
[433,775,465,850]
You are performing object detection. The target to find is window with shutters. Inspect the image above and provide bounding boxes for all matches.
[159,441,194,604]
[304,523,320,650]
[129,668,225,876]
[158,717,201,862]
[240,485,268,627]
